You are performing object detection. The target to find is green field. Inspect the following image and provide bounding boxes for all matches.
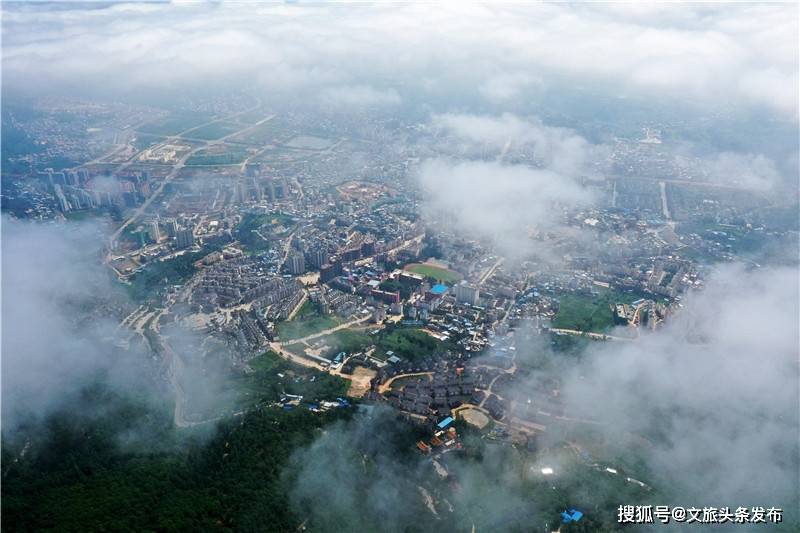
[235,212,296,254]
[228,118,288,145]
[374,328,446,362]
[185,146,249,166]
[231,351,349,409]
[552,289,646,333]
[404,263,462,283]
[234,213,272,254]
[127,249,207,303]
[276,315,344,342]
[233,109,272,125]
[138,114,212,136]
[317,328,374,357]
[183,121,241,140]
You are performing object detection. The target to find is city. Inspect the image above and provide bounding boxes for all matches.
[1,3,798,532]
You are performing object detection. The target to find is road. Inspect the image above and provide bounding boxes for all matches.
[548,328,634,341]
[106,104,267,253]
[479,257,504,285]
[354,232,424,267]
[278,313,373,346]
[267,313,375,370]
[378,372,433,394]
[268,342,327,370]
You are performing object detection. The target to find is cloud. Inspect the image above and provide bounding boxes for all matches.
[0,217,232,434]
[705,152,783,191]
[431,113,602,177]
[479,72,543,103]
[1,3,797,119]
[415,157,594,261]
[319,85,401,108]
[556,264,800,508]
[414,114,602,261]
[0,218,140,430]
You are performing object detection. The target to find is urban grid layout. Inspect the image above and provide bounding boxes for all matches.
[1,3,798,533]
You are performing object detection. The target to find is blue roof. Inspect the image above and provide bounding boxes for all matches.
[561,509,583,523]
[437,416,454,429]
[431,284,448,295]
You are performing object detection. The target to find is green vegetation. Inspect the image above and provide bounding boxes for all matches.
[552,293,614,333]
[228,118,286,145]
[64,210,108,222]
[276,315,343,342]
[550,332,593,358]
[185,146,248,166]
[127,246,220,303]
[404,263,462,283]
[132,132,164,151]
[293,299,317,320]
[318,328,373,357]
[374,328,445,362]
[184,121,241,140]
[233,110,271,125]
[234,213,271,253]
[379,278,413,299]
[552,289,645,333]
[138,114,212,136]
[231,351,349,409]
[1,387,351,532]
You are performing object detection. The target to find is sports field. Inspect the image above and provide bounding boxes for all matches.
[404,263,462,283]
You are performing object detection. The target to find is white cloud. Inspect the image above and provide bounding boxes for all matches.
[319,85,401,107]
[706,152,783,191]
[416,157,593,259]
[560,264,799,505]
[431,113,599,177]
[1,3,797,119]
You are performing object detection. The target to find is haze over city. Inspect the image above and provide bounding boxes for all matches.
[1,2,798,532]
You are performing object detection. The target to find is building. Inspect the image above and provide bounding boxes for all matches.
[371,289,400,305]
[176,227,194,249]
[371,307,386,323]
[148,221,161,243]
[165,218,179,238]
[306,248,329,270]
[320,260,343,283]
[454,282,480,306]
[245,162,261,178]
[288,253,305,275]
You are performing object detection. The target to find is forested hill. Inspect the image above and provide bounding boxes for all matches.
[1,390,351,532]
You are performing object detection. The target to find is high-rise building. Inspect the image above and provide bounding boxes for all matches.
[149,221,161,243]
[320,259,343,283]
[54,184,70,212]
[245,162,261,178]
[273,179,285,199]
[287,253,305,275]
[175,227,194,249]
[165,218,179,238]
[251,179,263,202]
[236,182,247,204]
[454,282,480,306]
[306,248,329,269]
[264,178,277,202]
